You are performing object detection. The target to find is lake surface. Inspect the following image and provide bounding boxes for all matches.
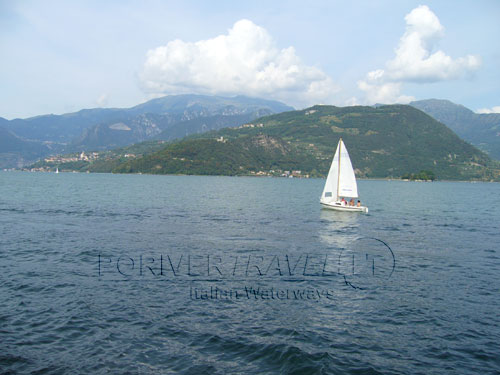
[1,172,499,374]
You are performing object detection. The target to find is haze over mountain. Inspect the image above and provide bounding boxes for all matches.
[0,126,56,169]
[0,95,293,168]
[410,99,500,160]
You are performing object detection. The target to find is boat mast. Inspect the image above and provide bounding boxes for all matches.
[337,138,342,201]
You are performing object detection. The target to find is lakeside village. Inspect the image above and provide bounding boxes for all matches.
[46,151,100,164]
[26,151,101,172]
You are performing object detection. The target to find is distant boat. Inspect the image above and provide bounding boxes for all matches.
[55,167,59,174]
[320,138,368,213]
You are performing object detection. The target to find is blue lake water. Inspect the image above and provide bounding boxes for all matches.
[0,171,499,374]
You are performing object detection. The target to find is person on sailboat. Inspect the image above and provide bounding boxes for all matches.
[341,198,347,206]
[349,199,355,206]
[357,200,361,207]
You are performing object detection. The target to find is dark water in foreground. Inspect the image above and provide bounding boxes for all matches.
[0,172,499,374]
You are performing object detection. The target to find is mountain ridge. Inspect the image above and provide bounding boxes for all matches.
[410,99,500,159]
[0,94,293,168]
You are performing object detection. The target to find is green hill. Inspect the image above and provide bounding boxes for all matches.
[111,105,499,181]
[113,135,318,176]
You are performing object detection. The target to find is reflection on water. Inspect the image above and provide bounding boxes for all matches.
[318,210,395,290]
[318,208,361,248]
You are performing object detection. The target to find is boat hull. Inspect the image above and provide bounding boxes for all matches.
[320,201,368,213]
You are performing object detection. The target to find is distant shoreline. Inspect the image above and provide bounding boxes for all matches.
[5,169,499,183]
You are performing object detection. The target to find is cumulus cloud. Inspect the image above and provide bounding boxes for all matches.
[139,19,339,107]
[358,5,481,104]
[477,106,500,114]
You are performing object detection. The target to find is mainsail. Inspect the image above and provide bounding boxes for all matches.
[321,138,358,202]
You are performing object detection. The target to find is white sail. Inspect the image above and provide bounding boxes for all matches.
[338,140,358,198]
[321,139,358,203]
[321,143,340,203]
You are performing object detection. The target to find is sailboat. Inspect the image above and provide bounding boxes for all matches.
[320,138,368,213]
[55,167,59,174]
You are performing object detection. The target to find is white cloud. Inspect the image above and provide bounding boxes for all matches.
[477,106,500,114]
[96,93,109,107]
[358,5,481,104]
[357,80,415,105]
[139,19,340,107]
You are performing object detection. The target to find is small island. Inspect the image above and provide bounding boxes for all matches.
[401,170,436,181]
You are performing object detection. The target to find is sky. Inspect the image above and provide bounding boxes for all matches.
[1,0,499,119]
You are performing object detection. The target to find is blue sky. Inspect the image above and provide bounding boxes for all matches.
[1,0,499,119]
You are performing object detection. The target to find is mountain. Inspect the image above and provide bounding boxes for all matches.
[155,110,274,141]
[70,104,497,181]
[127,94,292,116]
[69,113,170,150]
[410,99,500,159]
[3,94,292,144]
[112,134,318,176]
[70,108,278,150]
[1,95,293,167]
[0,126,55,168]
[4,109,126,143]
